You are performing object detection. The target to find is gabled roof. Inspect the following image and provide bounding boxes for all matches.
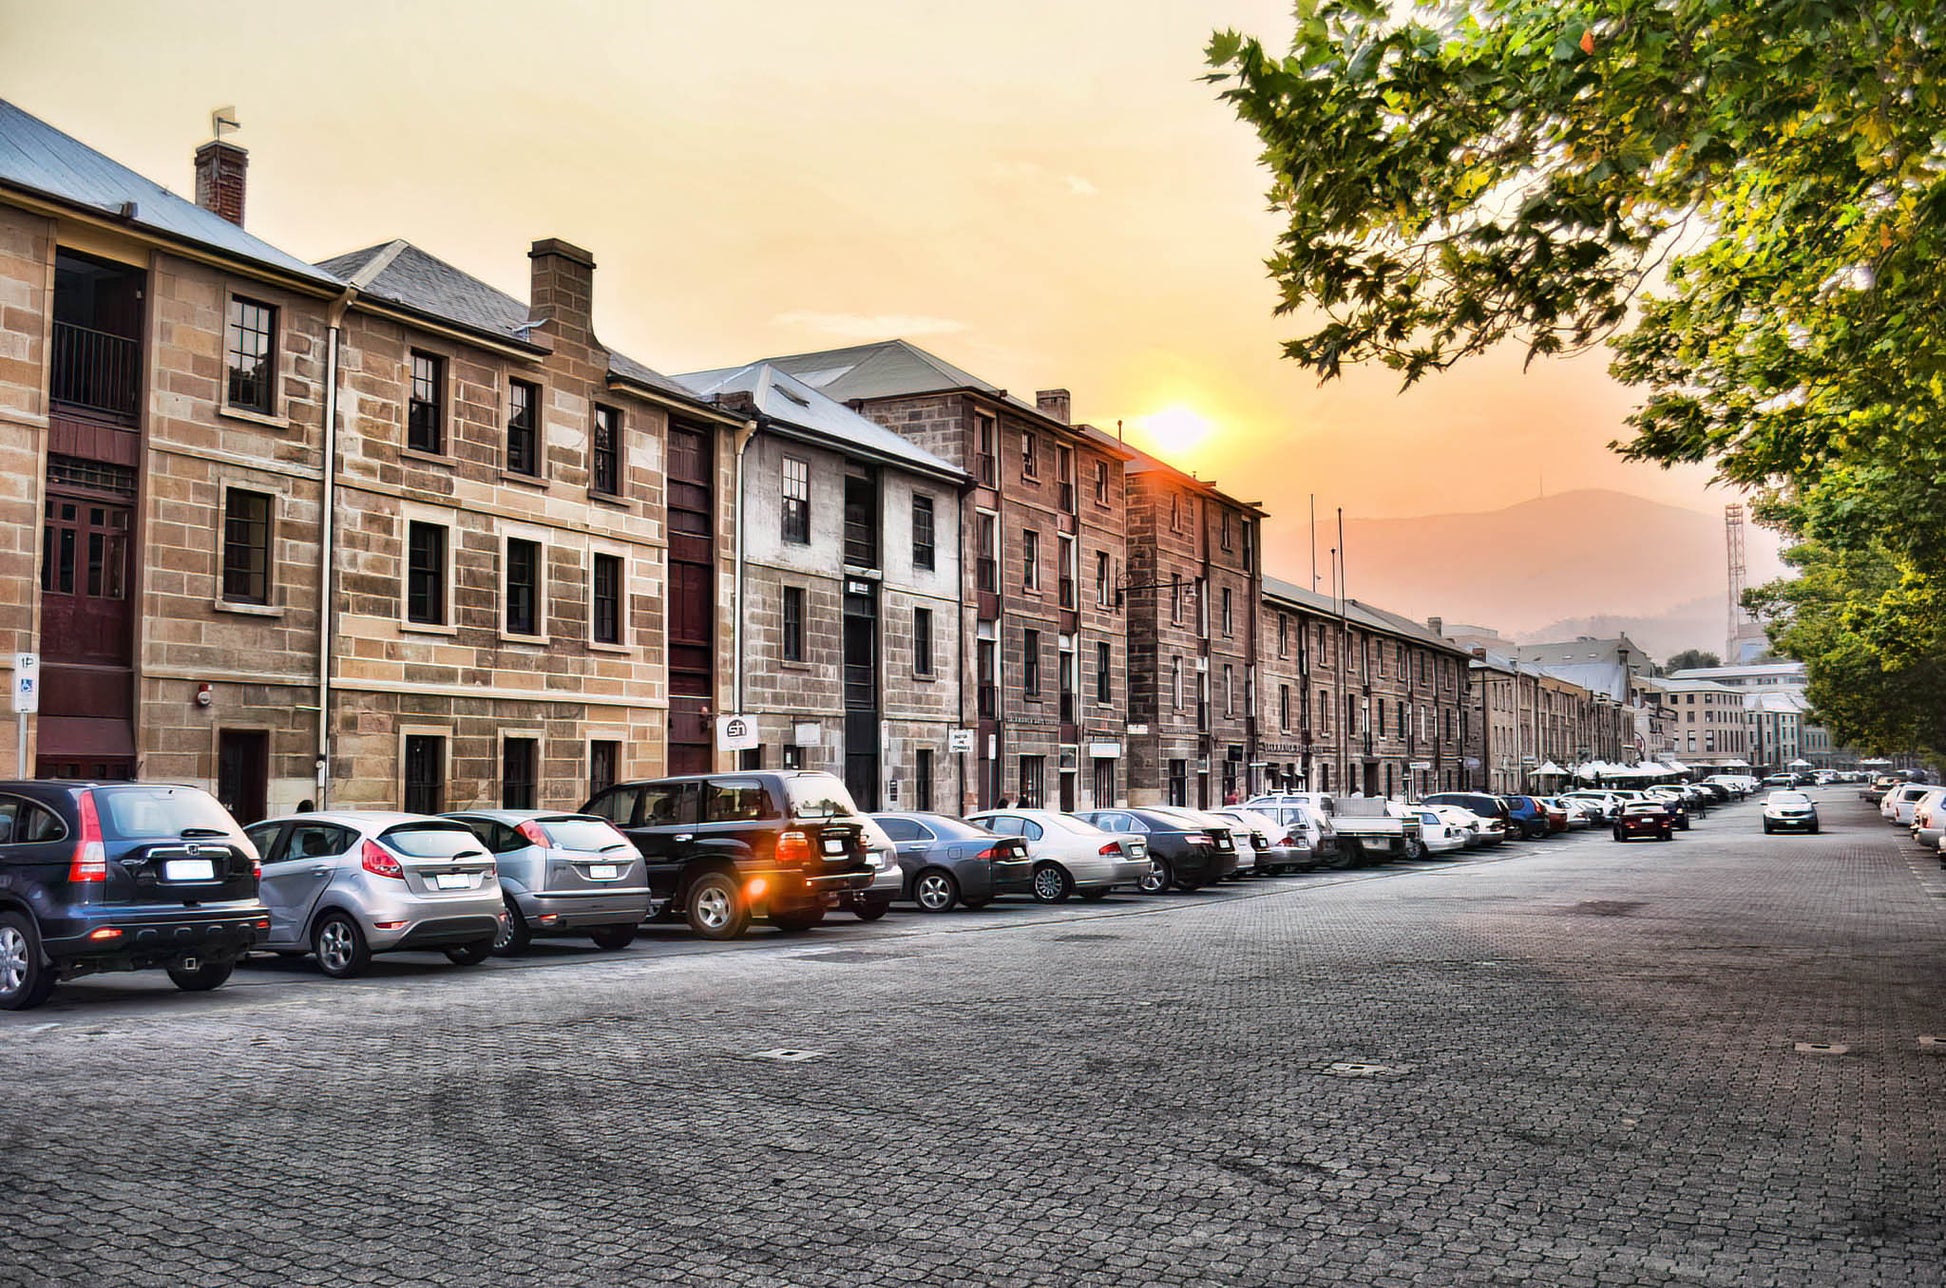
[760,339,1001,401]
[673,361,967,485]
[1262,575,1469,656]
[318,238,705,406]
[0,99,337,287]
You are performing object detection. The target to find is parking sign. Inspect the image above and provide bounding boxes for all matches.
[11,653,37,715]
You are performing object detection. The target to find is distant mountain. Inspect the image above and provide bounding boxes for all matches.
[1265,488,1787,655]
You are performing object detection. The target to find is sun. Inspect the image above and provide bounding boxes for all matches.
[1135,405,1215,461]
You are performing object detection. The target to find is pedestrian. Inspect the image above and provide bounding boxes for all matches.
[1223,789,1240,806]
[996,794,1013,809]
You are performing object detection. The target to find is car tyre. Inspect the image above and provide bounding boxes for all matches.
[1076,886,1111,902]
[1030,862,1072,904]
[1808,822,1821,835]
[769,909,825,933]
[1612,827,1626,842]
[914,868,959,913]
[0,912,56,1011]
[852,899,892,922]
[312,912,372,979]
[493,900,532,956]
[588,924,638,950]
[1403,837,1426,861]
[960,895,994,910]
[1138,858,1173,895]
[167,960,234,992]
[686,872,751,940]
[444,939,493,966]
[1763,822,1774,835]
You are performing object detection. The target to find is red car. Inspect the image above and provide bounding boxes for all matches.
[1612,803,1674,842]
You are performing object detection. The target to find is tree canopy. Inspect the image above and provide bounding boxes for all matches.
[1663,649,1721,673]
[1208,0,1946,758]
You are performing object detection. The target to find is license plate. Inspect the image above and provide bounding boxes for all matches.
[434,873,470,890]
[822,837,845,855]
[164,858,215,882]
[587,863,619,880]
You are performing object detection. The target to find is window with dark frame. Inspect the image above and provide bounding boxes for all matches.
[976,412,997,485]
[1095,641,1111,704]
[405,521,446,625]
[507,379,541,475]
[912,494,935,570]
[407,351,444,454]
[225,296,276,414]
[1094,459,1109,504]
[221,488,272,605]
[1280,684,1292,730]
[1021,428,1038,478]
[783,585,805,662]
[1019,755,1044,808]
[914,606,933,675]
[915,749,934,812]
[1096,551,1112,607]
[501,737,538,810]
[592,553,622,644]
[505,537,540,636]
[782,456,810,544]
[403,734,445,815]
[1022,529,1039,590]
[592,404,621,496]
[1023,628,1041,695]
[589,739,620,798]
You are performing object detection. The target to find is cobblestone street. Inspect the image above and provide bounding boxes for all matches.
[4,789,1942,1287]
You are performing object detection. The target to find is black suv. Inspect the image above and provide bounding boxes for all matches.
[582,771,873,940]
[0,781,268,1010]
[1073,807,1240,893]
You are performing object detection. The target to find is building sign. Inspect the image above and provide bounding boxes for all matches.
[1127,723,1150,735]
[948,728,975,753]
[716,715,759,752]
[1087,742,1122,759]
[1463,756,1482,770]
[794,722,823,747]
[1409,761,1432,771]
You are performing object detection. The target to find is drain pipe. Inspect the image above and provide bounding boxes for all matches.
[315,287,354,807]
[729,410,761,722]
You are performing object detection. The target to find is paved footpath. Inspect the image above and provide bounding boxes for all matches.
[3,790,1941,1287]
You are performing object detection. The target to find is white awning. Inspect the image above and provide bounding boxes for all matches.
[1533,761,1567,776]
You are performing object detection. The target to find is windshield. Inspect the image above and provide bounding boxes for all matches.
[1768,792,1810,805]
[537,816,633,853]
[1041,813,1105,835]
[380,824,487,858]
[782,773,859,820]
[94,786,241,840]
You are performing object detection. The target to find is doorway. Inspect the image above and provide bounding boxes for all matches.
[217,729,269,825]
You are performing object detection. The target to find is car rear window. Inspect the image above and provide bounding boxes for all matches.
[919,816,990,840]
[380,824,487,858]
[538,817,632,852]
[94,786,238,840]
[782,773,858,820]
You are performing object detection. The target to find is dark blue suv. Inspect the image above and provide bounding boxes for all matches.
[0,781,268,1010]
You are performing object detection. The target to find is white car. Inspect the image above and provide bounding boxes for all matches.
[963,809,1150,903]
[1761,791,1820,835]
[1882,783,1933,826]
[1424,803,1494,848]
[1562,791,1625,820]
[1907,788,1946,848]
[1414,807,1471,854]
[1211,806,1313,873]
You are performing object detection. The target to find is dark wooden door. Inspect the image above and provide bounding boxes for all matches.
[41,496,132,667]
[217,729,270,825]
[666,424,715,772]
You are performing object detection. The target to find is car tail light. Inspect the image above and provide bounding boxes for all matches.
[516,819,550,847]
[776,830,811,864]
[360,840,405,879]
[68,790,107,884]
[1098,841,1123,856]
[1279,834,1299,847]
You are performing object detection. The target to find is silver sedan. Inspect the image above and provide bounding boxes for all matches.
[443,809,654,953]
[963,809,1150,903]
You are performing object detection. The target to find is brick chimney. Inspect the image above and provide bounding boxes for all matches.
[1427,616,1443,635]
[528,238,596,348]
[1036,388,1071,424]
[194,140,248,226]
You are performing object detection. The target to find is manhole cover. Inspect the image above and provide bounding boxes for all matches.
[750,1049,826,1062]
[1793,1042,1851,1055]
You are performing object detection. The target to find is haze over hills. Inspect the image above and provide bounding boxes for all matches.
[1263,488,1788,660]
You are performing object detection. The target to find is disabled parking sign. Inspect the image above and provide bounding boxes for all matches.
[11,653,37,714]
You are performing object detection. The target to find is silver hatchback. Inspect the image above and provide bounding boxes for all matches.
[243,812,503,978]
[444,810,655,953]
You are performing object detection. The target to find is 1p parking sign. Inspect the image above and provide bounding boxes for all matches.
[11,653,38,715]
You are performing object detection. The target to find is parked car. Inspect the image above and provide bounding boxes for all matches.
[1241,796,1343,868]
[968,809,1151,901]
[1211,806,1312,873]
[1426,804,1504,848]
[584,771,873,939]
[841,815,903,921]
[243,812,502,978]
[1882,782,1933,827]
[1613,802,1674,842]
[1497,795,1552,840]
[1863,776,1899,804]
[1069,807,1236,893]
[1146,807,1254,879]
[1325,796,1426,861]
[869,813,1032,912]
[1414,808,1471,854]
[1760,791,1820,835]
[1561,791,1625,820]
[1909,789,1946,849]
[0,781,270,1010]
[443,809,653,953]
[1642,788,1692,830]
[1421,792,1524,839]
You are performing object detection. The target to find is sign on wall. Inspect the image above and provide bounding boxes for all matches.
[716,714,759,752]
[948,729,975,753]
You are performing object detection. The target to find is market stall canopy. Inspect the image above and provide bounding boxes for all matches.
[1788,758,1814,768]
[1533,761,1567,777]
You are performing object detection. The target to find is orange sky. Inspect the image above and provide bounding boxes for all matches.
[2,0,1752,538]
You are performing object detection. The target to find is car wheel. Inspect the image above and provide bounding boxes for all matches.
[312,913,372,979]
[588,924,638,950]
[686,872,751,940]
[1809,823,1821,835]
[960,896,994,910]
[1612,828,1626,842]
[0,912,56,1011]
[1763,822,1774,834]
[1659,831,1673,842]
[1031,862,1072,904]
[914,868,959,913]
[493,900,532,956]
[1076,886,1111,902]
[444,940,493,966]
[1403,837,1426,860]
[770,909,825,933]
[1138,858,1173,895]
[852,899,892,922]
[167,960,234,992]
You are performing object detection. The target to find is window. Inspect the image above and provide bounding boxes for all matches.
[1094,459,1110,505]
[1280,684,1291,730]
[1058,533,1077,608]
[1023,629,1042,695]
[592,553,622,644]
[1019,755,1044,807]
[1167,759,1188,807]
[1221,511,1234,551]
[403,734,444,815]
[1022,529,1040,590]
[1170,494,1182,532]
[781,456,810,544]
[225,296,276,413]
[1095,642,1111,704]
[502,737,538,810]
[407,351,444,454]
[1171,579,1182,625]
[705,779,777,822]
[1057,445,1074,512]
[915,749,935,813]
[589,739,620,798]
[405,521,446,625]
[1096,552,1112,607]
[1172,656,1184,710]
[975,412,997,485]
[912,494,935,570]
[507,379,541,476]
[1224,665,1235,717]
[505,538,540,636]
[914,606,933,675]
[591,405,621,496]
[976,512,998,592]
[1021,429,1039,478]
[221,488,272,604]
[783,586,805,662]
[1221,587,1233,636]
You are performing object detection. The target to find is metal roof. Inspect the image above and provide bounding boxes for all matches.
[1262,575,1469,655]
[675,361,967,483]
[759,339,1001,401]
[0,99,338,286]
